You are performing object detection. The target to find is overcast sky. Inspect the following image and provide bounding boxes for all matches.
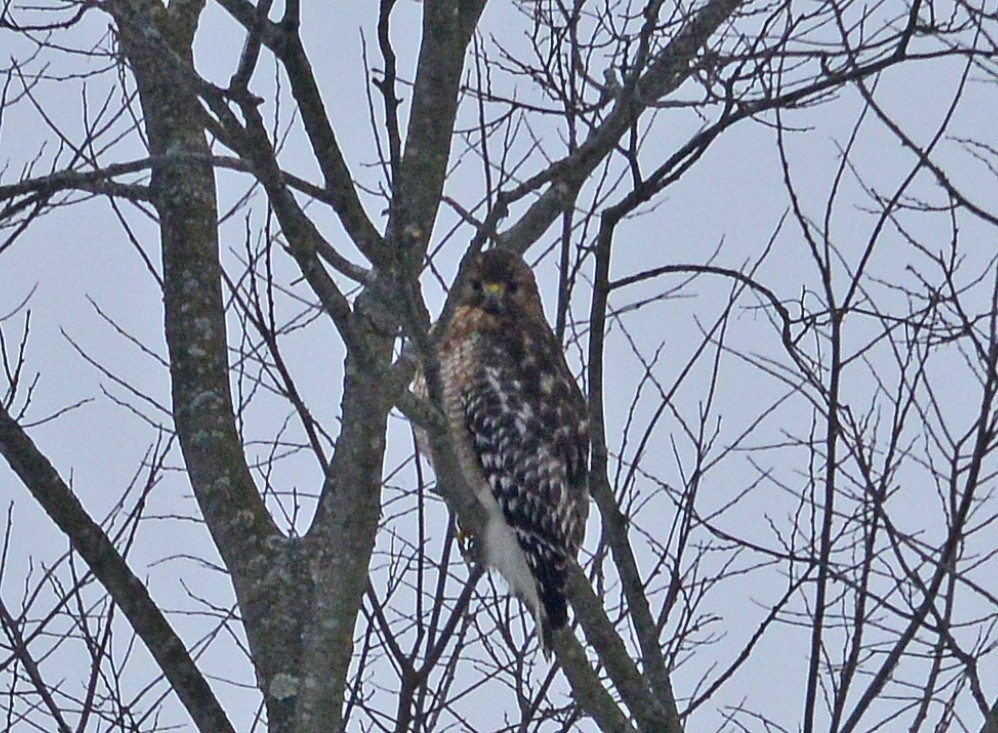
[2,1,997,731]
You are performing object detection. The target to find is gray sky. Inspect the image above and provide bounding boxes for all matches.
[2,1,997,731]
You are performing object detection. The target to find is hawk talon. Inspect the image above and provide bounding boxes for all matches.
[456,523,477,564]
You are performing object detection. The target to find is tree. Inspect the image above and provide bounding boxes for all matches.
[1,0,997,731]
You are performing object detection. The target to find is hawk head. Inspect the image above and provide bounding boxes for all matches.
[463,249,544,319]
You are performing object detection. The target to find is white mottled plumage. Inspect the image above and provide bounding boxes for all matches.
[418,249,590,653]
[482,499,544,633]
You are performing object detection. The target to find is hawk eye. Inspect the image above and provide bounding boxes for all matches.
[471,279,483,292]
[507,281,519,294]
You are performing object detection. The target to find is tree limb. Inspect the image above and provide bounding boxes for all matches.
[0,404,237,733]
[499,0,744,253]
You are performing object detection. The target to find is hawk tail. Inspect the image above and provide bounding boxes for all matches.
[534,556,570,658]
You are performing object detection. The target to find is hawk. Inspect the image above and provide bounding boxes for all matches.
[419,248,590,652]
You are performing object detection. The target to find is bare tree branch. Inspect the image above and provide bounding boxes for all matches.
[0,403,237,733]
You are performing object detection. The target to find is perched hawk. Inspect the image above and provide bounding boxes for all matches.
[419,249,590,651]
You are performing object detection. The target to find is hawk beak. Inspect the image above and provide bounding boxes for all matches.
[482,282,504,313]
